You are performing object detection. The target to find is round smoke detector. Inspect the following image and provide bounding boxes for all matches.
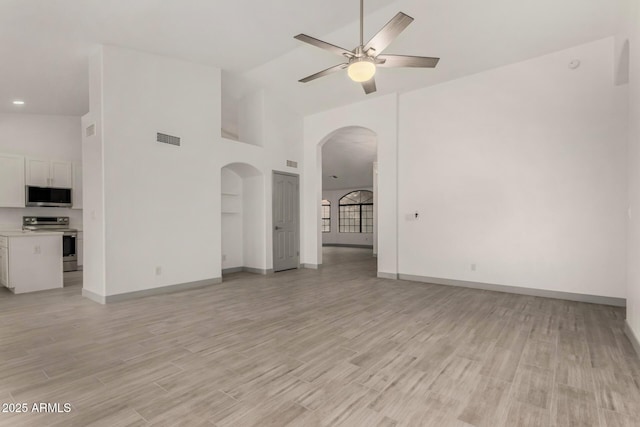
[568,59,581,70]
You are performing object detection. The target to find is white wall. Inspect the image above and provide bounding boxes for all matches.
[83,46,303,299]
[0,113,82,229]
[87,46,222,297]
[303,94,398,274]
[237,90,264,147]
[0,113,82,161]
[243,173,266,270]
[82,50,106,297]
[322,187,374,247]
[220,91,303,271]
[627,0,640,341]
[398,37,628,299]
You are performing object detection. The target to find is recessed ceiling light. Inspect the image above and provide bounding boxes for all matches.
[12,100,25,105]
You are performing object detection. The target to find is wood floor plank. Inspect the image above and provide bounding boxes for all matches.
[504,401,550,427]
[512,364,554,410]
[457,375,511,426]
[552,383,599,427]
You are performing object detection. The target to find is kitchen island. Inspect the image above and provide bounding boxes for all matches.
[0,231,63,294]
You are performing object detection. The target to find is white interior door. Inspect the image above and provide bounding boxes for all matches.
[273,172,299,272]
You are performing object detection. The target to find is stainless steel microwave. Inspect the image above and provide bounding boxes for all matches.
[25,186,72,207]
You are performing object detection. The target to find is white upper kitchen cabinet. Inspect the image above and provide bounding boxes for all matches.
[51,160,73,188]
[26,158,72,188]
[26,158,50,187]
[0,153,26,207]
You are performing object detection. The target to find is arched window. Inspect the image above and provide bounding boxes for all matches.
[322,199,331,233]
[339,190,374,233]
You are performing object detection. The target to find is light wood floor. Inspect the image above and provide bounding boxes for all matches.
[0,247,639,426]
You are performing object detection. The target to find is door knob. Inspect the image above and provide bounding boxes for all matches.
[275,226,282,230]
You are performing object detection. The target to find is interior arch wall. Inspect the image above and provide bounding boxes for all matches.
[302,93,398,277]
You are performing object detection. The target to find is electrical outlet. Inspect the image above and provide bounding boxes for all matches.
[155,266,162,276]
[222,254,227,261]
[471,263,476,271]
[34,245,41,254]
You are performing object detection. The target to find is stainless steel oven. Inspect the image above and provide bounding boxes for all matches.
[62,231,77,272]
[23,216,78,272]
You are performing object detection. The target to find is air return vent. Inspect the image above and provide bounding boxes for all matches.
[286,160,298,168]
[157,132,181,146]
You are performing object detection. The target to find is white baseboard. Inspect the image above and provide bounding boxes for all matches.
[398,274,626,307]
[82,277,222,304]
[222,267,273,275]
[625,321,640,358]
[377,272,398,280]
[243,267,274,275]
[323,244,374,249]
[81,288,105,304]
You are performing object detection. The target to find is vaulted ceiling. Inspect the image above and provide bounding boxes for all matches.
[0,0,627,116]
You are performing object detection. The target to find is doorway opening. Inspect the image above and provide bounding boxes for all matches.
[319,126,378,274]
[220,162,266,278]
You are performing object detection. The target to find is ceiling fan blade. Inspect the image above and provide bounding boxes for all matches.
[364,12,414,56]
[362,77,376,94]
[299,63,348,83]
[294,34,354,57]
[377,54,440,68]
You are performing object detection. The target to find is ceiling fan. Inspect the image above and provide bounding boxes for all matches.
[294,0,439,94]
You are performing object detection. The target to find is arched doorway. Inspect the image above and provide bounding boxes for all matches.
[301,95,399,278]
[220,162,267,277]
[318,126,378,271]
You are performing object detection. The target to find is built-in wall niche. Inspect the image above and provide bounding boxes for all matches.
[220,163,266,275]
[221,193,241,214]
[221,176,241,215]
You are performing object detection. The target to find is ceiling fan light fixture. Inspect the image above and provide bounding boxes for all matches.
[347,58,376,82]
[294,0,439,93]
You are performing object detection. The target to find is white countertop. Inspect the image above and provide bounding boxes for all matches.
[0,230,64,237]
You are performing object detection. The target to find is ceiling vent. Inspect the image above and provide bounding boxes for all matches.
[286,160,298,168]
[157,132,181,146]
